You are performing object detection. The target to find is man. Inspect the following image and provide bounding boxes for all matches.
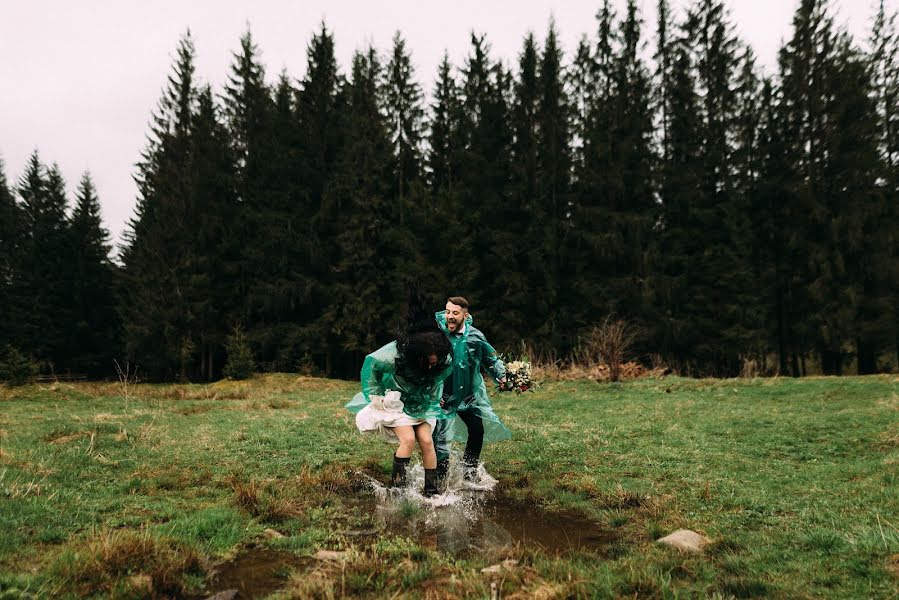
[432,296,511,485]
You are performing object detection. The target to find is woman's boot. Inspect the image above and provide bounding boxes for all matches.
[423,468,439,497]
[391,455,411,487]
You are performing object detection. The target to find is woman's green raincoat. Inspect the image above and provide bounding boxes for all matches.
[344,341,453,419]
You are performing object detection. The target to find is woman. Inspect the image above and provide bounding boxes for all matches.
[346,294,453,497]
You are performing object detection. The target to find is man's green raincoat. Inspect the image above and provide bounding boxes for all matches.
[433,311,511,449]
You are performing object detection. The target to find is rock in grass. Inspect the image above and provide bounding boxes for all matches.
[656,529,709,553]
[263,528,285,539]
[128,574,153,594]
[481,559,519,574]
[204,590,238,600]
[314,550,349,561]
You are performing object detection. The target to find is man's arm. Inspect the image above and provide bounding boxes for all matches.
[479,337,506,383]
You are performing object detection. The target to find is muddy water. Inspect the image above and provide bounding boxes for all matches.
[203,473,613,599]
[374,489,614,557]
[202,549,307,599]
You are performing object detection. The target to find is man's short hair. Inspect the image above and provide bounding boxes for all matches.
[447,296,469,310]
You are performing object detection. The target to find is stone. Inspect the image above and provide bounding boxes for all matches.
[204,590,238,600]
[128,574,153,593]
[314,550,349,561]
[656,529,709,554]
[263,528,284,539]
[480,559,519,574]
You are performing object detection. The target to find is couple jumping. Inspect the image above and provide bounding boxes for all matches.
[345,294,510,497]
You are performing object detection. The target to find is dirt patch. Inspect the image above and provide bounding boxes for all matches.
[200,549,309,600]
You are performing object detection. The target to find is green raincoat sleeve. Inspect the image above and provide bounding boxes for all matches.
[345,342,397,414]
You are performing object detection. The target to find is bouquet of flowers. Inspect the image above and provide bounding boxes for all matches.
[498,359,536,394]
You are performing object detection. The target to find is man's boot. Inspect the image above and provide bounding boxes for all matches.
[462,449,480,482]
[391,455,411,488]
[436,456,450,490]
[423,468,439,497]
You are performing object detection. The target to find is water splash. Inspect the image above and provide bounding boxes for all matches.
[361,457,613,557]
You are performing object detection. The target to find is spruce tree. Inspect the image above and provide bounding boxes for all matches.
[16,154,71,371]
[0,159,22,351]
[295,22,345,375]
[384,31,425,202]
[189,86,240,379]
[121,33,198,379]
[325,48,396,368]
[428,52,465,194]
[870,0,899,370]
[67,173,119,375]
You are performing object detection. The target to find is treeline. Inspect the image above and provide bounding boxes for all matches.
[1,0,897,380]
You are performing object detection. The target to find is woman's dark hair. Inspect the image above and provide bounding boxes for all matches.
[395,287,451,384]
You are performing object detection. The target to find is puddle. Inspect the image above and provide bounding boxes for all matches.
[199,465,615,599]
[201,549,307,600]
[365,464,615,557]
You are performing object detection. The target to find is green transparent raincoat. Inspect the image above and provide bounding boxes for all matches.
[344,341,453,419]
[434,312,511,444]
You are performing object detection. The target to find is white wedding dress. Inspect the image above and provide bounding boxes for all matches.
[355,390,436,442]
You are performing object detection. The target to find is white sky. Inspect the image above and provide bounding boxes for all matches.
[0,0,892,249]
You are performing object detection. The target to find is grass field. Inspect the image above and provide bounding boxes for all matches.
[0,374,897,599]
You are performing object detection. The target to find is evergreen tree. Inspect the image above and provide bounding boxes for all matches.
[384,31,425,202]
[67,173,119,375]
[0,159,23,352]
[534,19,573,350]
[188,86,240,379]
[574,2,654,354]
[652,28,704,372]
[295,22,345,375]
[427,52,465,193]
[870,0,899,370]
[16,154,71,370]
[457,34,513,334]
[121,33,198,379]
[820,38,891,374]
[495,33,541,344]
[325,48,397,371]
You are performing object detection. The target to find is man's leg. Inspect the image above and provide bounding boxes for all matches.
[458,406,484,481]
[432,419,451,488]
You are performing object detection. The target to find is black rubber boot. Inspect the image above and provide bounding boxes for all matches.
[423,468,439,497]
[462,449,480,482]
[391,455,411,488]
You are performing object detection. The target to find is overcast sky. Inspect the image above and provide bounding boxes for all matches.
[0,0,892,249]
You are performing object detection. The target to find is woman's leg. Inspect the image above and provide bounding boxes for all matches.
[392,425,416,458]
[415,422,439,496]
[414,422,436,469]
[390,425,416,487]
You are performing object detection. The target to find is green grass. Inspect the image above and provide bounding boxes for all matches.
[0,374,897,598]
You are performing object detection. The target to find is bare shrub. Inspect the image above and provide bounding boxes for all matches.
[583,316,638,382]
[113,360,138,412]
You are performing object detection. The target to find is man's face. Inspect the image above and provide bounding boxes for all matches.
[445,302,468,333]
